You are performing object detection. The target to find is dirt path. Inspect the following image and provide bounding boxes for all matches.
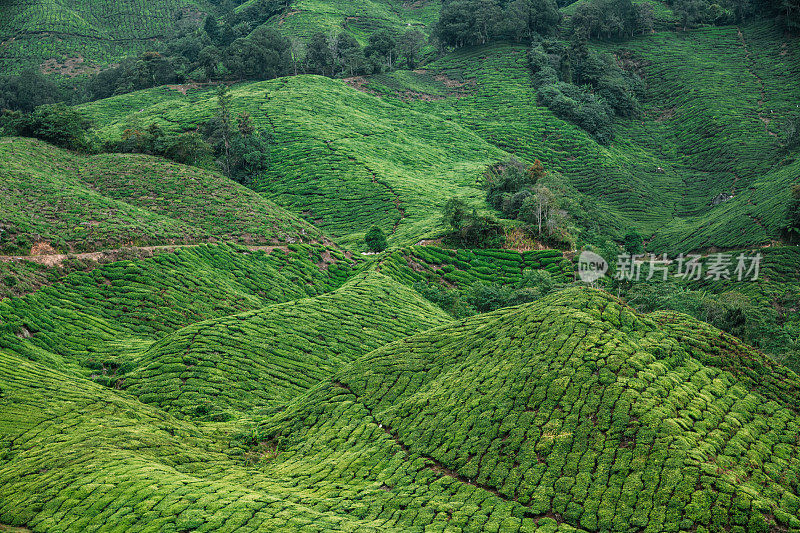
[0,244,289,267]
[737,27,778,139]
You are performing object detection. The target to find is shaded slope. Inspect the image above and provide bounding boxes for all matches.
[80,76,508,247]
[0,137,318,255]
[123,271,451,417]
[256,287,800,531]
[0,243,355,375]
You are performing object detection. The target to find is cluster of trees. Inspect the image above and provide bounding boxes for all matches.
[305,28,426,77]
[88,24,293,100]
[664,0,800,29]
[484,157,571,244]
[441,198,506,247]
[569,0,655,39]
[84,21,428,100]
[433,0,561,48]
[0,104,95,152]
[106,87,271,183]
[529,37,642,142]
[0,70,77,113]
[104,124,212,166]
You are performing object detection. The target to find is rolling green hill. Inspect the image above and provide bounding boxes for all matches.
[366,21,800,251]
[4,287,800,531]
[0,243,355,375]
[122,271,451,418]
[0,137,318,255]
[79,76,508,248]
[76,20,800,252]
[261,0,441,45]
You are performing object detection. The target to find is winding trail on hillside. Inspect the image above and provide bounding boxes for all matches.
[331,380,566,526]
[0,244,290,267]
[736,27,778,139]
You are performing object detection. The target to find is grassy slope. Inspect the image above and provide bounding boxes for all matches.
[122,271,451,418]
[0,137,318,254]
[0,243,355,375]
[4,287,800,531]
[365,21,800,251]
[78,21,800,252]
[256,287,800,532]
[80,76,509,248]
[262,0,441,46]
[377,245,574,286]
[0,0,207,73]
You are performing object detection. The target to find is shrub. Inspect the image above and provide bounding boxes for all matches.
[0,103,94,152]
[364,226,388,252]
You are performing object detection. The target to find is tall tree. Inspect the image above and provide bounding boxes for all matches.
[398,29,426,68]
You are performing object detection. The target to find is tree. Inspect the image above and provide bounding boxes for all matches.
[162,132,212,166]
[520,185,556,236]
[289,38,306,76]
[1,103,94,152]
[442,197,471,231]
[336,33,364,76]
[398,29,426,69]
[364,226,388,252]
[198,46,221,80]
[228,112,271,183]
[0,70,62,113]
[364,30,397,71]
[226,28,290,80]
[623,231,644,254]
[307,32,334,76]
[215,86,233,176]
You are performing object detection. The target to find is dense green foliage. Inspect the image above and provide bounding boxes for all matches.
[2,2,800,531]
[0,104,95,151]
[4,286,800,531]
[433,0,561,48]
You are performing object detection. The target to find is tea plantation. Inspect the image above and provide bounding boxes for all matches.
[0,243,355,375]
[79,77,508,248]
[4,287,800,531]
[0,0,206,73]
[0,137,318,255]
[2,0,800,529]
[122,271,451,418]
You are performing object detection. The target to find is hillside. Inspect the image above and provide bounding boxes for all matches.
[261,0,441,45]
[3,288,800,531]
[79,76,508,248]
[122,271,451,418]
[0,0,208,74]
[0,137,318,255]
[74,20,800,251]
[1,0,800,530]
[366,22,800,250]
[0,243,355,375]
